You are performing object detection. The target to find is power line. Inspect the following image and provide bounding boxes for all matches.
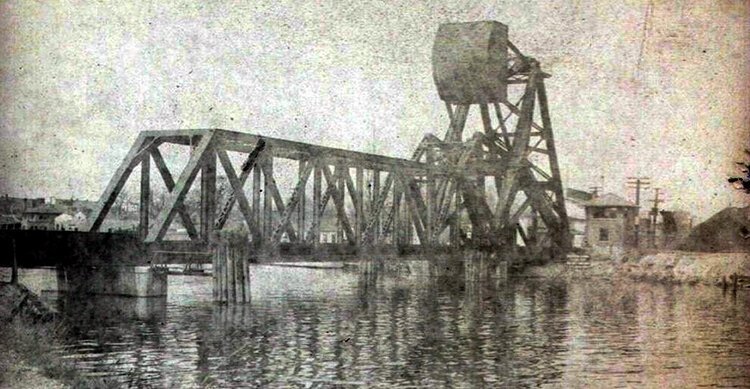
[648,187,664,248]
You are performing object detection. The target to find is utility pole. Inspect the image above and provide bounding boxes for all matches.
[627,177,650,248]
[649,188,663,248]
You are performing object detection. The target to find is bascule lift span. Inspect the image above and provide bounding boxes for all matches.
[86,21,571,264]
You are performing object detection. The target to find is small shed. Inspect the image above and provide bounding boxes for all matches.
[584,193,638,258]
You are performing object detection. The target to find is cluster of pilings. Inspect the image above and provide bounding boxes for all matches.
[212,232,251,303]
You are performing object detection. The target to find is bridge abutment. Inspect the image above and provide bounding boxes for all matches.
[56,265,167,297]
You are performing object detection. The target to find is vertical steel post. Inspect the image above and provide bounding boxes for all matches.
[372,170,381,243]
[252,165,261,243]
[298,160,307,242]
[263,154,273,243]
[336,166,344,244]
[312,165,322,246]
[426,149,435,246]
[139,155,150,240]
[392,177,401,245]
[450,191,460,246]
[356,166,364,244]
[200,150,216,241]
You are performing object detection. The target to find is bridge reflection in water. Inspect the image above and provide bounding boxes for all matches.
[11,266,749,388]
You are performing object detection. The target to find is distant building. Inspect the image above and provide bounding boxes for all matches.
[320,208,341,243]
[565,188,594,248]
[0,195,45,216]
[0,215,22,230]
[54,213,75,230]
[0,195,96,231]
[53,198,98,215]
[22,205,65,230]
[584,193,638,258]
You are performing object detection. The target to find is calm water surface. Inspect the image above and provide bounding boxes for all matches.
[15,265,750,388]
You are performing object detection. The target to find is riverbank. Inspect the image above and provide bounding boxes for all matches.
[0,283,118,389]
[523,251,750,287]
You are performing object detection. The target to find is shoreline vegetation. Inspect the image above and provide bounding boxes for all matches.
[0,282,119,389]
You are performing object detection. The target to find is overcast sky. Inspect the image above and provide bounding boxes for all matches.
[1,0,748,221]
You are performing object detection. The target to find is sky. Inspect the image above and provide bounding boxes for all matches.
[0,0,748,222]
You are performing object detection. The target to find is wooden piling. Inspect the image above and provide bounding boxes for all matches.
[11,238,18,285]
[213,233,252,303]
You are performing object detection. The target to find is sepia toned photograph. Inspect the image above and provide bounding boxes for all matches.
[1,1,748,387]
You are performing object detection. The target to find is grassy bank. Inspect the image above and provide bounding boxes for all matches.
[0,283,118,389]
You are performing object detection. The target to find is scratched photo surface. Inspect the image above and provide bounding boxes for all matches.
[0,1,749,388]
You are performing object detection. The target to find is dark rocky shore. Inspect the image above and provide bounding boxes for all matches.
[0,282,118,389]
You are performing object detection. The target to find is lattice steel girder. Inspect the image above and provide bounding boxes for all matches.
[424,66,570,255]
[89,94,568,254]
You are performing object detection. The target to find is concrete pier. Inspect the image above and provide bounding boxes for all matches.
[56,265,167,297]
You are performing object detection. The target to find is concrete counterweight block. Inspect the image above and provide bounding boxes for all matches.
[57,265,167,297]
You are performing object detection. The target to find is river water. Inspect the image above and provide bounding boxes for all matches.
[9,265,750,388]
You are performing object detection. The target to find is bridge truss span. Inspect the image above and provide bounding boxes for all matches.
[87,20,571,263]
[87,128,472,255]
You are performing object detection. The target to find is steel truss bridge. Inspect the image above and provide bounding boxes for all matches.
[86,21,570,264]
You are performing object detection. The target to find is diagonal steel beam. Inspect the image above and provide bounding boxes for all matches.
[305,181,334,243]
[495,69,539,224]
[536,80,569,242]
[150,147,199,239]
[319,163,356,243]
[361,173,393,244]
[259,160,299,242]
[89,133,149,232]
[396,172,426,244]
[146,131,215,243]
[214,139,266,230]
[271,161,313,242]
[216,149,262,241]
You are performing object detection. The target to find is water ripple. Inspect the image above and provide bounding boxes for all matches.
[23,267,748,388]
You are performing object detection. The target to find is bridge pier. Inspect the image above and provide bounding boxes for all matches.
[212,242,251,303]
[212,232,252,303]
[463,253,508,284]
[56,265,167,297]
